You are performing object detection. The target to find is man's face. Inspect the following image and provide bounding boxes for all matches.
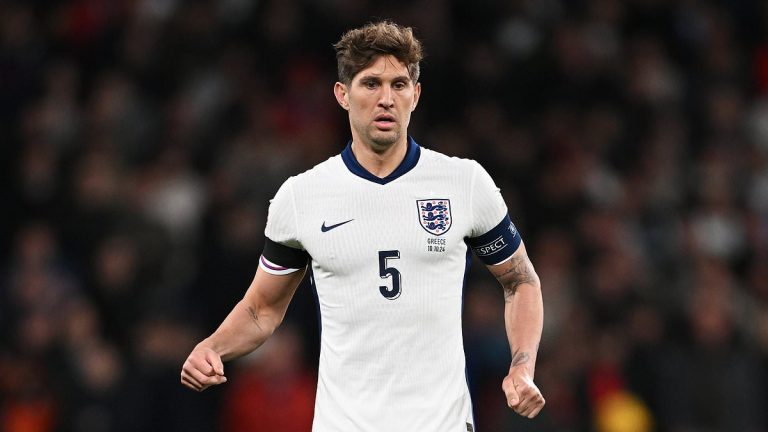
[334,55,421,151]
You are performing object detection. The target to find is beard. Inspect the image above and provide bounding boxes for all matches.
[349,114,408,153]
[368,128,401,150]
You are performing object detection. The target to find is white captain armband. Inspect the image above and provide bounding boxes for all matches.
[466,215,522,265]
[259,237,309,275]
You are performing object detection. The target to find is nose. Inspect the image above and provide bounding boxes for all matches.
[377,86,394,108]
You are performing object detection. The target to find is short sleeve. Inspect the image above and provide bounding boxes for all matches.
[264,177,303,250]
[466,162,522,265]
[468,162,509,238]
[261,178,309,274]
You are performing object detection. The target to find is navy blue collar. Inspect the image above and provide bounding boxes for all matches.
[341,136,421,185]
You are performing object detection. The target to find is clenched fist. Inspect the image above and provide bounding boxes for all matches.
[502,366,545,418]
[180,345,227,392]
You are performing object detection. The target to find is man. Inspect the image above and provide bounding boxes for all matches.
[181,21,545,431]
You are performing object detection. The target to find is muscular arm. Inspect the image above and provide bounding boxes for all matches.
[486,241,545,417]
[180,266,306,391]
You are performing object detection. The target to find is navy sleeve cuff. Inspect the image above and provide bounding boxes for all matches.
[465,215,522,265]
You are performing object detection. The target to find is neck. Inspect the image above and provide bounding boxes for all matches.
[350,137,409,178]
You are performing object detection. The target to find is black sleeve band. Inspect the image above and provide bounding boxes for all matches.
[465,215,522,265]
[262,237,310,269]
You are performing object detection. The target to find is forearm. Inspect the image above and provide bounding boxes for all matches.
[198,267,306,362]
[504,281,543,376]
[197,298,282,362]
[499,270,547,418]
[489,243,543,376]
[490,244,546,417]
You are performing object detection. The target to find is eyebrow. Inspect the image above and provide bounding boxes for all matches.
[358,74,412,83]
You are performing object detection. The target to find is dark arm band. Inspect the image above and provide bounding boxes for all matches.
[466,215,522,265]
[262,237,310,269]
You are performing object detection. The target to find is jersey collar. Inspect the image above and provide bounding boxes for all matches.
[341,136,421,185]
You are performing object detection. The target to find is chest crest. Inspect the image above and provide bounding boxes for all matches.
[416,199,452,236]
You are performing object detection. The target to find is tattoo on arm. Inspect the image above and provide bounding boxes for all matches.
[511,350,531,367]
[246,306,264,332]
[496,255,537,301]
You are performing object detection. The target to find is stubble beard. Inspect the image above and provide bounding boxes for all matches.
[350,115,406,153]
[368,129,401,151]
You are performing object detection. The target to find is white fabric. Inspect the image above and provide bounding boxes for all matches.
[264,146,510,432]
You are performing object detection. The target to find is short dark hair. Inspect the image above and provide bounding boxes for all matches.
[333,21,423,85]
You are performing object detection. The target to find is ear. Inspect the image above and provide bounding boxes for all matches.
[334,82,350,111]
[411,82,421,111]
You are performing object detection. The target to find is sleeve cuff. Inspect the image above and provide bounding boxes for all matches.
[259,255,303,275]
[260,237,309,274]
[466,215,522,265]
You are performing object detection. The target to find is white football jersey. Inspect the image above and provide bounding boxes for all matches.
[262,137,519,432]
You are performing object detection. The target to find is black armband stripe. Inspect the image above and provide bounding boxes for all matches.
[262,237,310,269]
[466,215,522,265]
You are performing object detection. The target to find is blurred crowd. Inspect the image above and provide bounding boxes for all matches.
[2,0,768,431]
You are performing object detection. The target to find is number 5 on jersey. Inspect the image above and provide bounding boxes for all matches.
[378,250,401,300]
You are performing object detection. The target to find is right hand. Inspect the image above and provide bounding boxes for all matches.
[180,345,228,392]
[502,365,545,418]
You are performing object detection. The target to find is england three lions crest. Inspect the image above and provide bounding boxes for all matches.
[417,199,452,236]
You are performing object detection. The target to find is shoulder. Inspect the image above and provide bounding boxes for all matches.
[417,147,490,187]
[418,146,483,175]
[418,146,503,203]
[283,154,345,188]
[268,155,343,205]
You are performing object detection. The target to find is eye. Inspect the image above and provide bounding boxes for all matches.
[393,81,407,90]
[363,80,378,90]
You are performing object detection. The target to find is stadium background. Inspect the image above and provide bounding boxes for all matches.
[2,0,768,431]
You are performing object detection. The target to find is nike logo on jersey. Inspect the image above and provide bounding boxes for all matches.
[321,219,354,232]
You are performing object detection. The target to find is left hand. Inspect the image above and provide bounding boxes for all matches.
[502,366,545,418]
